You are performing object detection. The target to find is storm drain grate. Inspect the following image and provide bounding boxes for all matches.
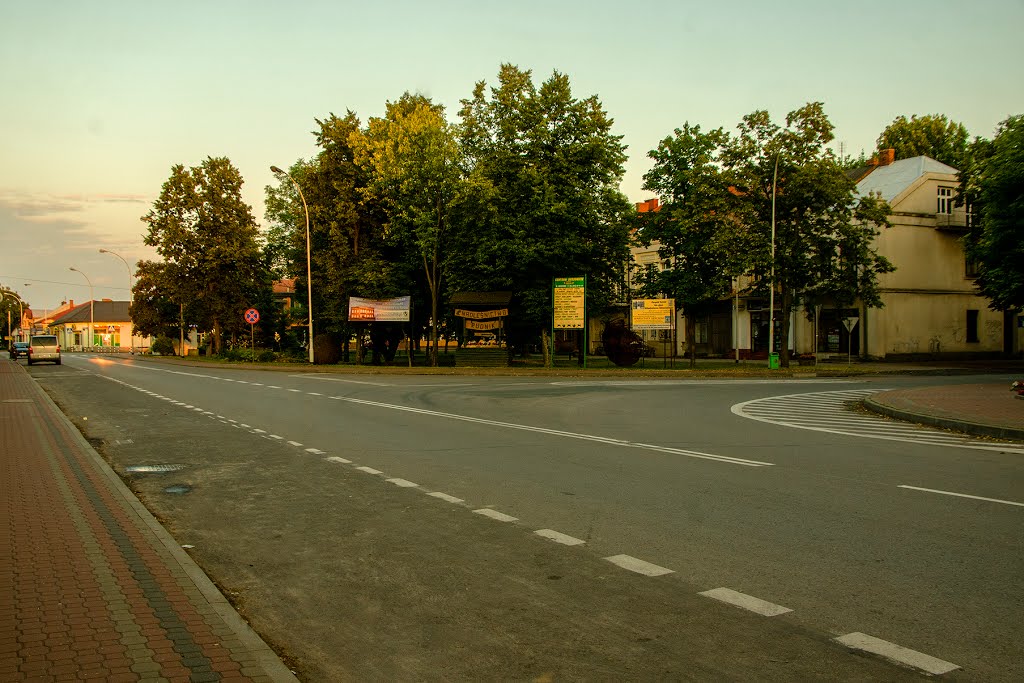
[125,464,188,474]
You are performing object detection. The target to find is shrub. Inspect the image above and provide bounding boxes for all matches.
[256,350,277,363]
[151,336,175,356]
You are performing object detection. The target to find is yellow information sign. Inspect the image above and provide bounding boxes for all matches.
[553,276,586,330]
[631,298,675,330]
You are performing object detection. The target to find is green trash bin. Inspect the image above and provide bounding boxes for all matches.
[768,352,780,369]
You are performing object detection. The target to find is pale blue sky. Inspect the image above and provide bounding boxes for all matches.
[2,0,1022,312]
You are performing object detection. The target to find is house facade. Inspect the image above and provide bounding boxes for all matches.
[48,300,149,352]
[629,152,1015,361]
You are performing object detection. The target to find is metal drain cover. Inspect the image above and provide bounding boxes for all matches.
[125,464,188,474]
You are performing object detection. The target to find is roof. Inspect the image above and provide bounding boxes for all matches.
[50,300,131,325]
[856,156,959,203]
[450,292,513,306]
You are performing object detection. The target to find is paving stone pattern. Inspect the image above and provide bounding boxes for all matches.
[0,361,296,682]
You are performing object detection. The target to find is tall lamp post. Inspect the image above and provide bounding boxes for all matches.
[100,248,134,354]
[768,153,779,366]
[271,165,314,364]
[69,267,94,351]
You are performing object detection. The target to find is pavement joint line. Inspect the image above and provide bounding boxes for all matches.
[473,508,518,522]
[603,554,674,577]
[355,466,383,475]
[534,529,586,546]
[834,632,959,675]
[325,456,351,464]
[386,478,419,488]
[897,484,1024,508]
[427,491,464,503]
[698,587,793,616]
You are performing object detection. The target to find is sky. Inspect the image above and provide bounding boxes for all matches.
[2,0,1022,314]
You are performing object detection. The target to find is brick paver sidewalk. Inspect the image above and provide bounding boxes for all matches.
[0,361,297,682]
[867,382,1024,440]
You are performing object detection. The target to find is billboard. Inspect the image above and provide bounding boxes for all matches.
[631,298,675,330]
[348,296,411,322]
[553,276,586,330]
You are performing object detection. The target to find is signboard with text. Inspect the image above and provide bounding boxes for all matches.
[631,298,675,330]
[347,296,411,322]
[552,277,586,330]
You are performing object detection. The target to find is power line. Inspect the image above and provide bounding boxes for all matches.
[0,274,129,292]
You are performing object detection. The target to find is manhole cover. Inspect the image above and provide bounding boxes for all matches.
[163,484,192,495]
[125,464,188,474]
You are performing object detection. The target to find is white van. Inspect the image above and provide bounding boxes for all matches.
[28,335,61,365]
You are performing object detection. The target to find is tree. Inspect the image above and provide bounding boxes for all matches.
[636,123,752,367]
[456,64,632,365]
[876,114,970,168]
[141,157,268,354]
[962,115,1024,311]
[352,93,480,366]
[723,103,894,367]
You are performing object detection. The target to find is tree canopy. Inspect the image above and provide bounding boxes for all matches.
[876,114,970,168]
[962,114,1024,311]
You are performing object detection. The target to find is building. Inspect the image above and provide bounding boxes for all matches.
[48,300,148,352]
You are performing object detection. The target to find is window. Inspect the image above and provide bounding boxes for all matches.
[966,309,979,343]
[937,186,954,215]
[965,256,980,279]
[694,318,709,344]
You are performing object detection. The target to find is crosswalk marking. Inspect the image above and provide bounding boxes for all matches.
[731,389,1024,453]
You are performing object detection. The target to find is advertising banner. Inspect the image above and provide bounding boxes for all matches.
[553,276,586,330]
[466,320,503,331]
[348,296,411,322]
[631,298,675,330]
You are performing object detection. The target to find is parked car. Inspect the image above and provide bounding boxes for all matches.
[27,335,61,365]
[10,341,29,360]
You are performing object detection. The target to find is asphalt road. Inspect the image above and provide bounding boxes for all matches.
[28,355,1024,681]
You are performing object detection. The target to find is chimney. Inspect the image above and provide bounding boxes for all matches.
[636,198,660,213]
[879,148,895,166]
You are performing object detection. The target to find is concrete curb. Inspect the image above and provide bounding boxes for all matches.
[24,364,300,682]
[863,396,1024,443]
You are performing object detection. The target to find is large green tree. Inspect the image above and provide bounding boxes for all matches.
[352,94,487,366]
[723,103,893,367]
[636,123,753,367]
[140,156,269,354]
[961,114,1024,311]
[456,64,632,363]
[876,114,970,168]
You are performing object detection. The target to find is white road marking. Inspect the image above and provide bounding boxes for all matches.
[294,375,393,387]
[604,554,674,577]
[287,441,303,447]
[473,508,518,522]
[834,632,958,675]
[250,383,263,386]
[428,492,464,504]
[732,389,1024,453]
[305,448,326,455]
[307,392,323,396]
[288,388,301,393]
[898,485,1024,508]
[329,395,771,467]
[698,588,792,616]
[534,529,586,546]
[355,466,383,475]
[387,478,418,488]
[267,386,281,389]
[268,434,283,440]
[252,428,265,434]
[240,423,251,428]
[552,379,852,387]
[326,456,352,464]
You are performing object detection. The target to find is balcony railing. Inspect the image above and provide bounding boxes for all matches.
[935,208,974,231]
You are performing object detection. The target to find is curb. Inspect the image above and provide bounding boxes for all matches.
[25,364,300,682]
[863,397,1024,443]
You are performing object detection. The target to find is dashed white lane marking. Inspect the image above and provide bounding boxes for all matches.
[268,434,283,440]
[288,388,301,393]
[250,383,263,386]
[898,485,1024,508]
[287,441,303,447]
[356,466,383,475]
[698,588,792,616]
[387,478,418,488]
[307,392,323,396]
[534,529,586,546]
[326,456,352,465]
[252,428,265,434]
[428,492,464,504]
[293,374,393,387]
[305,448,326,455]
[834,632,959,675]
[267,386,281,389]
[473,508,518,522]
[732,389,1024,453]
[604,554,674,577]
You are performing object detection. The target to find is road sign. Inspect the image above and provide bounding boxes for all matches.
[842,317,859,333]
[244,308,260,324]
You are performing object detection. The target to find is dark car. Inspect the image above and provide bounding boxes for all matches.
[10,341,29,360]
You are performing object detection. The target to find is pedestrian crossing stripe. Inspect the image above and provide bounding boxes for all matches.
[731,389,1024,454]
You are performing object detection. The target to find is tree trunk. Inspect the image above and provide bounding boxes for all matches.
[779,288,793,368]
[213,317,223,355]
[541,328,552,368]
[686,315,697,369]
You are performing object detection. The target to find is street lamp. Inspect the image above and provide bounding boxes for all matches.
[768,153,779,366]
[0,288,24,342]
[69,267,94,351]
[100,248,134,354]
[270,165,314,363]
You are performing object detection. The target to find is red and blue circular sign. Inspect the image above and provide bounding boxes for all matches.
[244,308,260,324]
